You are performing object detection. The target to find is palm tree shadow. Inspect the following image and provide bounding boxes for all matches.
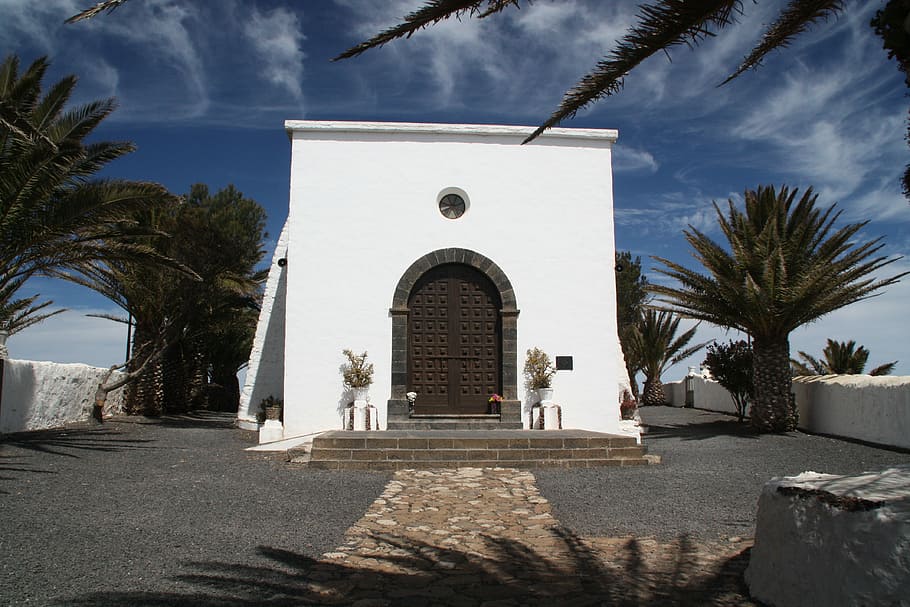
[644,419,763,442]
[1,426,156,458]
[58,527,757,606]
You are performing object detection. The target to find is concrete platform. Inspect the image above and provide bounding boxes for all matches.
[290,429,652,470]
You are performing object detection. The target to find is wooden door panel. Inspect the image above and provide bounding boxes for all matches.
[408,264,501,414]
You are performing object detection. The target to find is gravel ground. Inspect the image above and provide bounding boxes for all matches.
[0,413,390,606]
[3,407,909,606]
[537,406,910,541]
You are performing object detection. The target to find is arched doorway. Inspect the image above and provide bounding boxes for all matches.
[388,248,520,424]
[408,264,501,414]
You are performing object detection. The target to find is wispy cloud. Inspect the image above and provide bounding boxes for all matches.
[614,146,658,173]
[243,6,307,100]
[0,0,313,125]
[616,190,733,239]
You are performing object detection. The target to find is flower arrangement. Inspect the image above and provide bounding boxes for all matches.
[342,349,374,388]
[523,347,557,390]
[488,393,502,414]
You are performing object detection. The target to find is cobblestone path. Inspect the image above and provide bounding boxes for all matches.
[296,467,757,606]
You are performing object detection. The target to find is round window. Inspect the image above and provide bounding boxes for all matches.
[438,193,467,219]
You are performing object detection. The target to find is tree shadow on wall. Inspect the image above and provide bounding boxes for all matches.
[59,527,757,606]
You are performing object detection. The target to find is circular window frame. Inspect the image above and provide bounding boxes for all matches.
[437,187,470,220]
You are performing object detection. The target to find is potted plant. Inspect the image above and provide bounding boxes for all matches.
[524,347,557,404]
[259,395,283,422]
[342,349,374,403]
[488,393,502,414]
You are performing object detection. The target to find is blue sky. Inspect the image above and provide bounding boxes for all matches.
[4,0,909,379]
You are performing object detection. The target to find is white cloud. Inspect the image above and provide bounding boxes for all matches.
[243,6,306,99]
[613,146,658,173]
[616,190,730,238]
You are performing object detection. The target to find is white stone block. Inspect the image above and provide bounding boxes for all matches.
[543,404,560,430]
[746,465,910,607]
[258,419,283,444]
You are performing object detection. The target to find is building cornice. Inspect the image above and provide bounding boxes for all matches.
[284,120,618,143]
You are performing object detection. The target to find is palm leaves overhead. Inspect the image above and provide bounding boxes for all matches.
[793,339,897,376]
[625,308,708,406]
[331,0,847,142]
[650,185,907,432]
[0,54,177,333]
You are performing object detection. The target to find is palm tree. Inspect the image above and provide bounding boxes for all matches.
[650,185,907,432]
[792,339,897,376]
[616,251,650,398]
[625,308,707,406]
[68,184,267,415]
[0,54,177,334]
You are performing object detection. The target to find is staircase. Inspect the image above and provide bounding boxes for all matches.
[290,429,652,470]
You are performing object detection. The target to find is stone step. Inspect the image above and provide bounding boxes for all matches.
[304,458,650,470]
[291,429,651,470]
[386,420,524,430]
[387,414,522,431]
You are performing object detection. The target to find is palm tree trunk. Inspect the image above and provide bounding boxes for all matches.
[751,338,798,432]
[641,377,665,406]
[125,324,164,416]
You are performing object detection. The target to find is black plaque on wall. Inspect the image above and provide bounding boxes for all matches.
[555,356,573,371]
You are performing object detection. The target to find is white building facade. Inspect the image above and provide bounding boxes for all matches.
[238,121,627,440]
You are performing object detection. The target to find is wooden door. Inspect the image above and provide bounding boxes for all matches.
[408,264,501,414]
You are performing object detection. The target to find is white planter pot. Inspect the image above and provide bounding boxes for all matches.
[537,387,554,405]
[352,387,370,409]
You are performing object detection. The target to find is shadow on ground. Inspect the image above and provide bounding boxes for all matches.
[0,426,156,458]
[58,527,756,606]
[642,413,764,442]
[107,410,238,429]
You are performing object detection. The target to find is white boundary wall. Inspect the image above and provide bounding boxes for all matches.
[0,359,126,434]
[663,374,910,450]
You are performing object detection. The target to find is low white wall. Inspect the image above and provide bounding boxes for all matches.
[662,374,910,450]
[661,375,737,414]
[793,375,910,450]
[0,359,125,434]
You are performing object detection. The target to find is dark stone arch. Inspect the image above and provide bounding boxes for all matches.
[387,248,520,425]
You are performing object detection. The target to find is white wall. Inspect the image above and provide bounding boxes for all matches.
[0,359,125,433]
[792,375,910,450]
[281,121,622,437]
[663,374,910,450]
[662,375,740,415]
[237,221,289,428]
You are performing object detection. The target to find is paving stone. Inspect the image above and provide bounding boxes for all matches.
[295,467,758,605]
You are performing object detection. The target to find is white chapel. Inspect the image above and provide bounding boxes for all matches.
[237,121,630,442]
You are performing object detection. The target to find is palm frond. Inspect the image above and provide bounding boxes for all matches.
[334,1,520,61]
[525,0,741,142]
[66,0,132,24]
[0,295,64,334]
[723,0,846,84]
[869,361,897,376]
